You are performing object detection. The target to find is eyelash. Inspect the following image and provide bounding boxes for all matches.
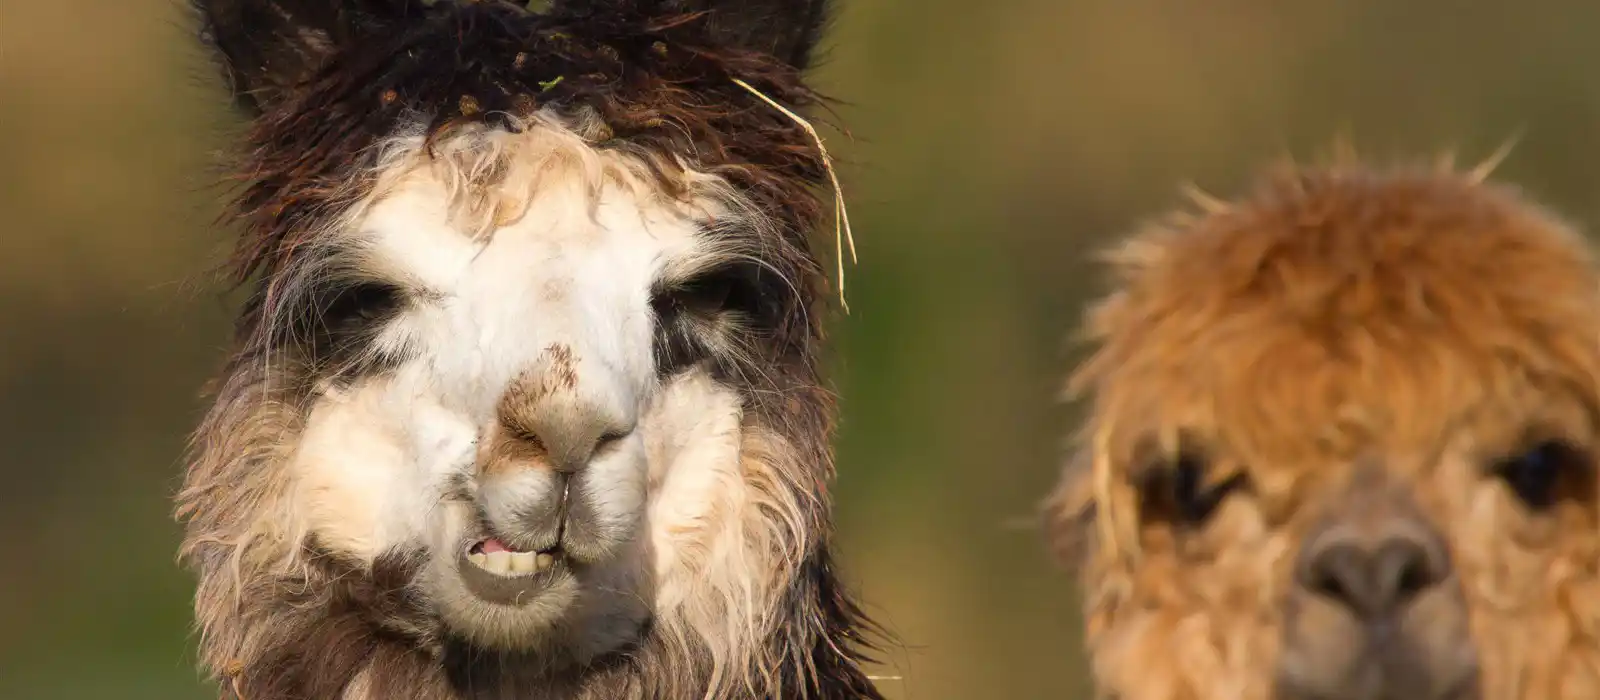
[651,263,776,375]
[1140,452,1247,527]
[653,264,764,320]
[1493,439,1590,512]
[287,280,405,373]
[320,282,402,327]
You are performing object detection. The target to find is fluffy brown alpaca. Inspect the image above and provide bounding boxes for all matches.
[174,1,883,698]
[1046,157,1600,700]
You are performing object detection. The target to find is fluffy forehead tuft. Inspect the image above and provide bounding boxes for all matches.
[216,0,835,297]
[359,116,742,251]
[1073,162,1600,469]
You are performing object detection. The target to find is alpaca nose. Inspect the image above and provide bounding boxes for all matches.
[1298,529,1448,619]
[500,405,632,472]
[493,348,636,473]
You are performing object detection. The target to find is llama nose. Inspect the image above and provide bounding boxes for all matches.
[1299,532,1448,619]
[497,380,634,472]
[504,408,632,472]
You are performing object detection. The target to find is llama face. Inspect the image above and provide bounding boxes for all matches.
[279,123,776,653]
[181,2,885,696]
[1049,164,1600,700]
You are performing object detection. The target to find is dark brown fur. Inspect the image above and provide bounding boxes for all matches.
[204,0,833,298]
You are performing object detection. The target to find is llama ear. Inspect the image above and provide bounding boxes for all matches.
[668,0,832,68]
[192,0,404,113]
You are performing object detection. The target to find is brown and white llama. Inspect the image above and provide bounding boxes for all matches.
[176,1,883,698]
[1046,158,1600,699]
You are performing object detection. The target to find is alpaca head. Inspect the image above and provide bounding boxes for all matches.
[1047,160,1600,700]
[178,1,879,697]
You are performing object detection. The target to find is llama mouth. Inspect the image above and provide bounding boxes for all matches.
[465,538,561,576]
[455,537,571,605]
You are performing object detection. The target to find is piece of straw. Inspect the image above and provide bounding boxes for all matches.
[1466,128,1524,184]
[732,78,858,313]
[1179,181,1227,214]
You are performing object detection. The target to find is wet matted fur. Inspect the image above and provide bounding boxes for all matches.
[175,1,884,698]
[1046,158,1600,699]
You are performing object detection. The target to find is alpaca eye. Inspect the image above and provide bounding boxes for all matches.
[322,283,401,325]
[1140,453,1245,526]
[1171,457,1208,520]
[1494,440,1586,511]
[289,281,406,375]
[654,264,761,320]
[650,262,777,377]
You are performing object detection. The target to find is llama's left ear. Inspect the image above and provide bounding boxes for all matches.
[193,0,405,113]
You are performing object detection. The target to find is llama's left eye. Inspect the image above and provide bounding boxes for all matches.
[1494,439,1588,511]
[654,264,761,320]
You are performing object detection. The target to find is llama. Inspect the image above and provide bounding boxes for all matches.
[175,1,884,698]
[1045,157,1600,700]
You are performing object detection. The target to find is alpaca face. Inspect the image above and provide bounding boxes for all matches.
[181,2,884,696]
[1049,164,1600,700]
[279,123,780,655]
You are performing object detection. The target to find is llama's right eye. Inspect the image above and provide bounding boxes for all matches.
[288,280,407,375]
[321,282,402,329]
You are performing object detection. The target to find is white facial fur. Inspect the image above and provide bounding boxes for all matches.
[281,121,757,654]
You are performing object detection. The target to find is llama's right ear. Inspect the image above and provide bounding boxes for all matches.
[192,0,401,113]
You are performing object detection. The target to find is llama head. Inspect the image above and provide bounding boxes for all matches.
[1046,161,1600,700]
[179,1,879,696]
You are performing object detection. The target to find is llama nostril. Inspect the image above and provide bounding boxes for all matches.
[555,426,632,471]
[1375,539,1441,604]
[1307,543,1366,608]
[593,428,632,456]
[1301,537,1445,618]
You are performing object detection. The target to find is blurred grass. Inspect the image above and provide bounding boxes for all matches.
[6,1,1600,698]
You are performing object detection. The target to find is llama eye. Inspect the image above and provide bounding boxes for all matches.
[320,282,403,329]
[654,264,761,320]
[675,272,735,312]
[1140,453,1245,526]
[288,280,406,377]
[1172,457,1207,519]
[651,261,787,377]
[1494,439,1587,511]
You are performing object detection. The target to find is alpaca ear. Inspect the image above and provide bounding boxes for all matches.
[192,0,404,113]
[669,0,832,68]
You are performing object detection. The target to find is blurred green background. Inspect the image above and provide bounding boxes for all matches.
[7,1,1600,698]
